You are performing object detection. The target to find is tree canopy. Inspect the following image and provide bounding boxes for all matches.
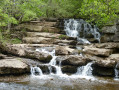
[0,0,119,28]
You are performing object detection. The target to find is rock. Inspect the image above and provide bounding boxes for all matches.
[25,50,52,63]
[95,43,119,49]
[23,37,52,44]
[26,32,76,40]
[25,25,43,32]
[101,25,117,34]
[101,34,114,42]
[113,31,119,42]
[23,37,76,45]
[61,66,77,74]
[37,64,56,74]
[55,46,69,55]
[56,55,87,66]
[100,25,119,42]
[85,54,116,68]
[1,44,52,63]
[84,54,105,62]
[26,32,61,38]
[92,64,115,77]
[94,60,116,68]
[0,59,30,75]
[83,46,113,56]
[109,54,119,61]
[0,54,7,59]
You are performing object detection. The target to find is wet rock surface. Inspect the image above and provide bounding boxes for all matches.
[56,55,87,66]
[92,64,115,76]
[61,65,77,74]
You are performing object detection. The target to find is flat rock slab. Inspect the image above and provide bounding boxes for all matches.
[1,44,52,63]
[94,43,119,49]
[83,46,113,56]
[0,59,30,75]
[26,32,76,40]
[22,37,77,45]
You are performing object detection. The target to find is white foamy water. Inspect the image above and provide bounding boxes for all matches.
[64,19,101,43]
[114,63,119,81]
[31,66,43,76]
[30,47,96,81]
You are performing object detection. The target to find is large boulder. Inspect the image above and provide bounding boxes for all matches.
[61,65,77,74]
[37,64,56,74]
[83,46,113,57]
[92,64,115,77]
[0,59,30,75]
[56,55,87,66]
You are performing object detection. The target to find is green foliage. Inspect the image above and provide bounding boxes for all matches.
[0,0,44,27]
[0,0,119,30]
[41,0,83,18]
[79,0,119,27]
[0,32,22,44]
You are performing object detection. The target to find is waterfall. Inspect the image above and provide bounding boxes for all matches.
[31,66,43,76]
[114,63,119,80]
[76,62,93,76]
[31,47,95,79]
[64,19,100,43]
[31,48,63,76]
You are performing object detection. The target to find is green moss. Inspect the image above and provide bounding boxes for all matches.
[59,35,69,39]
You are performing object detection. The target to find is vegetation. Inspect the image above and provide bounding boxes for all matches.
[0,0,119,43]
[59,35,69,39]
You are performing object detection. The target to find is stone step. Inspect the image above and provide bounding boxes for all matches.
[83,46,113,57]
[22,37,77,45]
[14,24,63,34]
[26,32,76,40]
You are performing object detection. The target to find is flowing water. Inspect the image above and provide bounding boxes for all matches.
[64,19,101,43]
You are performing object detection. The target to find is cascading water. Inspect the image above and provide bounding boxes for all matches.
[30,47,94,79]
[64,19,101,43]
[31,66,43,76]
[114,63,119,80]
[76,62,93,76]
[31,48,63,76]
